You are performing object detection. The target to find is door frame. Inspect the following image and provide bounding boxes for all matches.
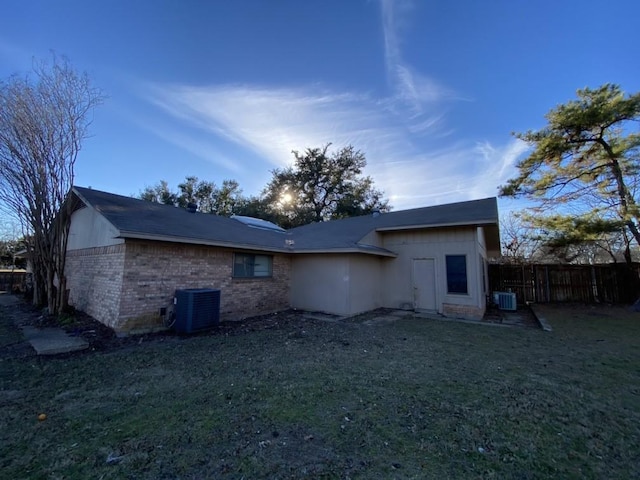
[412,257,438,312]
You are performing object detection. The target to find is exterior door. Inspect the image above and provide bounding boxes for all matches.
[413,258,436,311]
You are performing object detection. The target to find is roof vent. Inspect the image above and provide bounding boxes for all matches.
[186,202,197,213]
[372,209,381,218]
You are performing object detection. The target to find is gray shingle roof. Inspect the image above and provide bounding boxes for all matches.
[72,187,290,252]
[288,197,500,254]
[72,187,500,256]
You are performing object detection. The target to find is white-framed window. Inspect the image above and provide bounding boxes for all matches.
[446,255,468,294]
[233,253,273,278]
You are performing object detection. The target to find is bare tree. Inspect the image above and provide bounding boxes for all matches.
[499,212,544,263]
[0,55,103,313]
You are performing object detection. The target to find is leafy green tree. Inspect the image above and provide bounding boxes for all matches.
[140,180,177,205]
[500,84,640,260]
[176,176,215,210]
[262,144,390,228]
[139,177,244,216]
[211,179,244,216]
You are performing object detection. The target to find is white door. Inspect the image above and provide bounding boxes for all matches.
[413,258,436,311]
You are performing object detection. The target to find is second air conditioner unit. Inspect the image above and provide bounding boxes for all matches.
[493,291,517,311]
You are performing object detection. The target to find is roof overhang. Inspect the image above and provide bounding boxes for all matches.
[375,219,497,232]
[484,224,501,257]
[292,246,397,257]
[118,231,291,254]
[120,232,398,257]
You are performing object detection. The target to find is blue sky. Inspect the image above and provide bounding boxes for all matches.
[1,0,639,215]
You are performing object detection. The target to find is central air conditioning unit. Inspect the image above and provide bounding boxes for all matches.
[174,288,221,333]
[493,291,517,311]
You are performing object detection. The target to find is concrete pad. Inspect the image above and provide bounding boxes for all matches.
[21,326,89,355]
[529,305,553,332]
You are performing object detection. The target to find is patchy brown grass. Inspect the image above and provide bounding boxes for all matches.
[1,303,639,479]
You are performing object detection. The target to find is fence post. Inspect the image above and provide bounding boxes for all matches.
[545,265,550,302]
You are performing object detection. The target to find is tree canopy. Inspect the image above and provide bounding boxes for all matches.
[140,176,244,216]
[261,144,390,228]
[0,55,103,312]
[139,144,390,229]
[500,84,640,263]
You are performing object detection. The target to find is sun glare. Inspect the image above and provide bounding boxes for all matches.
[281,192,293,204]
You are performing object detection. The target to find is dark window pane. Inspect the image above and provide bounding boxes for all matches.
[446,255,468,294]
[233,253,272,278]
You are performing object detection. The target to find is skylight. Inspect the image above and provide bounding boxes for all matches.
[231,215,285,232]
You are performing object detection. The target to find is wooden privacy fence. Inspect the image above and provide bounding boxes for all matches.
[488,263,640,305]
[0,270,27,293]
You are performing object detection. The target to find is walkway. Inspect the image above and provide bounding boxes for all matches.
[0,292,89,355]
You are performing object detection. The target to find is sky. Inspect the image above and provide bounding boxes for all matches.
[1,0,639,217]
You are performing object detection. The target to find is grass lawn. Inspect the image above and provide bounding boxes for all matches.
[1,304,639,479]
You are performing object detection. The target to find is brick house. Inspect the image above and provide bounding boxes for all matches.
[66,187,500,334]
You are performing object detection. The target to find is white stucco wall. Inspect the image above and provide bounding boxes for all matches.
[380,227,484,314]
[67,206,123,250]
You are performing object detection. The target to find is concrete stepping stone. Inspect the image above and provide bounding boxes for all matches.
[21,326,89,355]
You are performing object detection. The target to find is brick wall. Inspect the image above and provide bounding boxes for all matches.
[442,302,484,321]
[117,240,291,333]
[65,244,125,328]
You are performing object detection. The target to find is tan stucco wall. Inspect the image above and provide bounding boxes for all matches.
[477,227,487,255]
[290,255,349,315]
[477,227,489,305]
[290,254,382,316]
[345,255,383,314]
[380,227,485,317]
[290,227,487,319]
[67,206,123,250]
[358,230,383,249]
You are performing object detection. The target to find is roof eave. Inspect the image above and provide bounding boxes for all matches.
[375,219,498,232]
[118,231,290,254]
[292,246,397,258]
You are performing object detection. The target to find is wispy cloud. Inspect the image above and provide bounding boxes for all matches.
[368,138,528,207]
[380,0,458,113]
[134,0,523,210]
[145,84,390,169]
[142,79,526,208]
